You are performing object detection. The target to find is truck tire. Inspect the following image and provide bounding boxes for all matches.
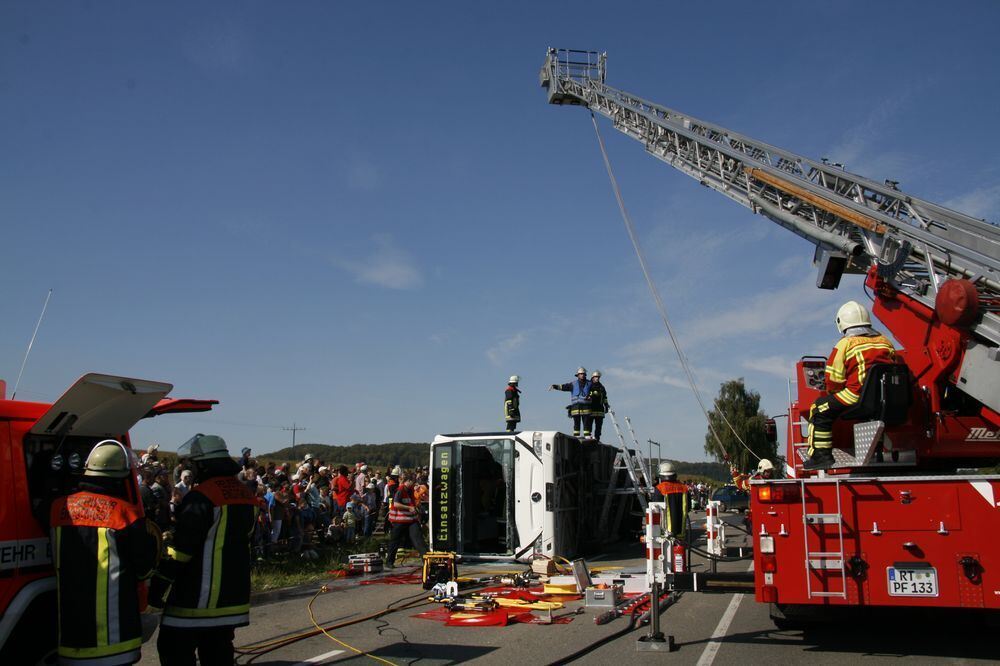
[769,603,812,631]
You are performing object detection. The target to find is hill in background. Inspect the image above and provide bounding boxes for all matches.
[256,442,731,482]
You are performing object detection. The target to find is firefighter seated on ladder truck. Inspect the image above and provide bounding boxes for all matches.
[804,300,897,470]
[653,462,689,540]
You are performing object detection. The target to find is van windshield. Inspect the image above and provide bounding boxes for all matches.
[432,438,516,557]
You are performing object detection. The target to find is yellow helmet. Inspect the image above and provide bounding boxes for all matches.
[836,300,871,333]
[84,440,131,478]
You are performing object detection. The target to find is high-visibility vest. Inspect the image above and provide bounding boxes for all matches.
[655,481,690,538]
[388,487,418,525]
[570,380,592,404]
[50,489,156,665]
[825,331,897,405]
[161,475,258,629]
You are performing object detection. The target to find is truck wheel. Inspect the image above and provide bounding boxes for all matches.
[769,603,807,631]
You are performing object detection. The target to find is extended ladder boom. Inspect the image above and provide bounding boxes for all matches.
[540,49,1000,350]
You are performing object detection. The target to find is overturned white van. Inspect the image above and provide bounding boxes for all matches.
[428,431,641,561]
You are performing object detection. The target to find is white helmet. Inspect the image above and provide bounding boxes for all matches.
[757,459,774,473]
[836,300,871,333]
[576,367,587,376]
[658,462,676,478]
[509,375,520,383]
[591,370,601,379]
[177,434,231,461]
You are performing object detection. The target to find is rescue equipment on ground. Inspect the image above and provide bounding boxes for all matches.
[422,551,458,590]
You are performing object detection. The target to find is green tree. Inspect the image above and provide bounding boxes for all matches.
[703,378,777,472]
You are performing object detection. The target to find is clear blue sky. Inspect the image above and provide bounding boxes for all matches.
[3,2,998,461]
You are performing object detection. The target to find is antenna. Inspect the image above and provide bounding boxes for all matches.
[12,289,53,400]
[282,423,307,460]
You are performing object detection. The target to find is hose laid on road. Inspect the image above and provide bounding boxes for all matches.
[307,587,398,666]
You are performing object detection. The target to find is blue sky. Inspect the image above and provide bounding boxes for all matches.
[2,2,998,462]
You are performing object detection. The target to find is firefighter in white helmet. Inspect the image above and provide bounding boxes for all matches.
[753,458,775,480]
[504,375,521,432]
[550,367,593,438]
[804,301,897,470]
[653,462,689,539]
[50,440,159,665]
[588,370,610,441]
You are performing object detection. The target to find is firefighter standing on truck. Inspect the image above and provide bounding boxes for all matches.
[50,439,159,666]
[588,370,609,441]
[803,301,897,470]
[149,434,257,665]
[550,367,593,438]
[504,375,521,432]
[653,462,689,539]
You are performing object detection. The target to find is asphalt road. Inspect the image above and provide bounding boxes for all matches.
[136,511,998,665]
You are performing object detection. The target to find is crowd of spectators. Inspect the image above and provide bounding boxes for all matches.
[135,444,431,560]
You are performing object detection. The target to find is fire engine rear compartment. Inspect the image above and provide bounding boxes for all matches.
[752,476,1000,610]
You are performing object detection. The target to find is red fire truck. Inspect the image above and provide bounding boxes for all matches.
[0,373,216,662]
[541,49,1000,621]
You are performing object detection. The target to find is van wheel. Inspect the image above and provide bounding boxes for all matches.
[719,503,728,513]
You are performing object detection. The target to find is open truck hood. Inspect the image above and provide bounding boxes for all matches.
[30,373,175,438]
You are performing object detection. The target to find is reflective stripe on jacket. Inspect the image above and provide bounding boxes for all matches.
[824,332,897,405]
[161,475,257,629]
[589,383,609,415]
[50,490,156,665]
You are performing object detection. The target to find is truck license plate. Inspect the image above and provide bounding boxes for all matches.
[886,567,938,597]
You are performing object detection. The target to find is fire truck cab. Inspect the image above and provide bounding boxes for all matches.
[0,373,217,663]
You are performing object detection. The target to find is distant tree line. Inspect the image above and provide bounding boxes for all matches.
[258,442,432,469]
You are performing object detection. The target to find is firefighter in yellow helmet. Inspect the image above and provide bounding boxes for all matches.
[149,434,258,665]
[804,301,896,470]
[50,439,159,665]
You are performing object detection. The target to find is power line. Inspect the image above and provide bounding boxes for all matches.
[282,423,308,460]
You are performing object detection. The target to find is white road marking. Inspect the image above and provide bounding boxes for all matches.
[296,649,346,665]
[696,561,754,666]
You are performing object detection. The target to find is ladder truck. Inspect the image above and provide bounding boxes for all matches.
[540,48,1000,621]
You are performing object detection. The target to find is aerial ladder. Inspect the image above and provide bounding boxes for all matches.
[540,48,1000,616]
[540,48,1000,473]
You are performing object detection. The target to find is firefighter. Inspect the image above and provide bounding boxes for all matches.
[550,367,593,438]
[753,458,775,480]
[804,300,897,470]
[150,434,258,666]
[504,375,521,432]
[384,475,428,568]
[653,462,689,539]
[588,370,609,441]
[50,439,159,666]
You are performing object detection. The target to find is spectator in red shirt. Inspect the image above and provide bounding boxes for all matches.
[333,465,353,512]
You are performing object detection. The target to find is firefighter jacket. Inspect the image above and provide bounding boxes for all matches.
[654,481,690,538]
[554,380,592,416]
[388,485,418,525]
[160,475,258,630]
[50,488,157,665]
[504,384,521,422]
[589,382,609,415]
[824,330,897,405]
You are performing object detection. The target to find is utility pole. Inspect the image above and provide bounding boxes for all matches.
[647,439,661,473]
[282,423,307,460]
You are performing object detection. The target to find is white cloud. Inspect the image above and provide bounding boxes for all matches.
[332,234,423,290]
[742,355,798,379]
[944,183,1000,223]
[825,89,921,183]
[486,332,526,366]
[604,366,691,391]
